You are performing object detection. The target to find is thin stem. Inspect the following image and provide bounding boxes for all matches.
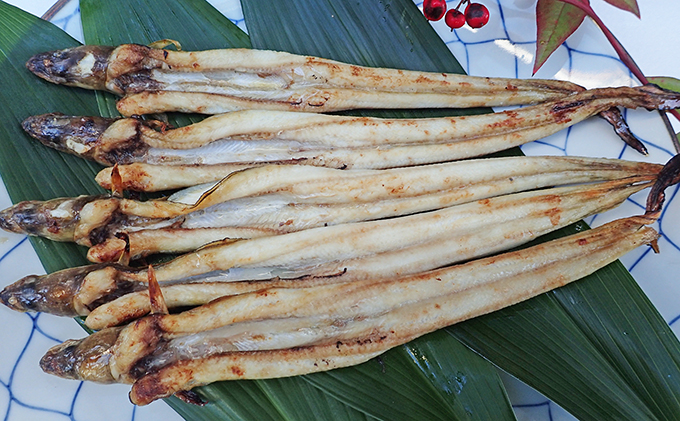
[454,0,469,11]
[41,0,72,21]
[660,110,680,153]
[556,0,680,153]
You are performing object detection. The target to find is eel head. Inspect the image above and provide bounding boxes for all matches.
[26,45,114,91]
[0,264,109,316]
[40,326,123,383]
[22,113,117,160]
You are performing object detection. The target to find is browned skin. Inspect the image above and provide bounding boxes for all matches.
[0,195,103,242]
[26,45,114,90]
[128,340,391,405]
[20,43,653,151]
[21,114,148,165]
[40,326,123,382]
[105,44,167,94]
[34,216,658,404]
[0,263,142,316]
[0,194,164,247]
[1,156,665,250]
[598,107,647,155]
[0,174,659,320]
[0,264,102,316]
[646,153,680,218]
[22,85,680,171]
[123,216,660,404]
[26,44,581,97]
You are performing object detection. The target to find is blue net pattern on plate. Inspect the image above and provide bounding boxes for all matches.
[1,1,678,421]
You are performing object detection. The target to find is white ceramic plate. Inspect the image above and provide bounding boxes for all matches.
[1,1,679,420]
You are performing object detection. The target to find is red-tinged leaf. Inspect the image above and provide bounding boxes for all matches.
[534,0,587,74]
[602,0,640,18]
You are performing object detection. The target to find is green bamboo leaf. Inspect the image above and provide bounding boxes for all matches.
[166,377,378,421]
[0,2,104,271]
[244,1,680,419]
[3,2,680,421]
[77,0,513,420]
[450,222,680,421]
[80,0,249,125]
[242,1,516,419]
[602,0,640,18]
[304,332,516,420]
[534,0,587,74]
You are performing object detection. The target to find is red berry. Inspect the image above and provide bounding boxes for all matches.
[465,3,489,28]
[444,9,466,30]
[423,0,447,21]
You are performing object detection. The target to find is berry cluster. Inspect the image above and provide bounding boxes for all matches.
[423,0,489,30]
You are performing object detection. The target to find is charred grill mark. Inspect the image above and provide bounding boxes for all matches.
[112,71,163,94]
[305,92,331,107]
[128,338,171,380]
[552,100,585,114]
[88,279,146,313]
[545,207,562,226]
[487,110,524,130]
[87,120,151,166]
[129,357,199,404]
[598,107,648,155]
[102,141,150,165]
[230,365,245,376]
[174,390,207,406]
[87,209,128,245]
[108,44,167,78]
[91,48,113,86]
[116,314,167,381]
[646,153,680,217]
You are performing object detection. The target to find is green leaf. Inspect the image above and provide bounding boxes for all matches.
[450,223,680,421]
[648,76,680,94]
[647,78,680,116]
[244,1,680,420]
[602,0,640,18]
[534,0,587,74]
[0,2,103,271]
[304,332,515,420]
[80,0,250,124]
[77,0,514,420]
[3,1,680,421]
